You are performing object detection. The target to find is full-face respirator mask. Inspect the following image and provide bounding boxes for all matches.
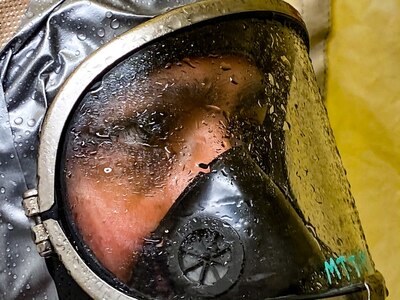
[17,0,387,299]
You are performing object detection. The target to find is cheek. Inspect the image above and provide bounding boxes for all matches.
[66,164,176,283]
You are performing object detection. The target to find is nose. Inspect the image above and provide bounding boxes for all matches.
[173,106,232,175]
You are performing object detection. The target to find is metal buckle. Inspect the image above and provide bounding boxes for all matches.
[22,189,53,257]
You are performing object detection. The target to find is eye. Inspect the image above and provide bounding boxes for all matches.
[117,125,151,147]
[113,111,171,148]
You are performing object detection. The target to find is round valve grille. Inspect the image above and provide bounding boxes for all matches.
[168,217,244,297]
[179,228,232,285]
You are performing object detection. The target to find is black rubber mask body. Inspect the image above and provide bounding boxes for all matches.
[130,147,324,299]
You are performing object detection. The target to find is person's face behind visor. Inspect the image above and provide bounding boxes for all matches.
[65,54,264,282]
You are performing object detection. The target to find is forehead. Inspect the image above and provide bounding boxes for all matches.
[150,55,261,83]
[74,54,264,130]
[133,55,263,107]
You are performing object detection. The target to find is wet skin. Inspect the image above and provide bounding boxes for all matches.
[66,55,264,282]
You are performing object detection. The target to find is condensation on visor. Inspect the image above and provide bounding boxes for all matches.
[55,15,386,299]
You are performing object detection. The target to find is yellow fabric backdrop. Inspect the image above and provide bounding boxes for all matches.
[326,1,400,298]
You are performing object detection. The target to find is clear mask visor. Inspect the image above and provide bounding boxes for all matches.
[56,14,386,299]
